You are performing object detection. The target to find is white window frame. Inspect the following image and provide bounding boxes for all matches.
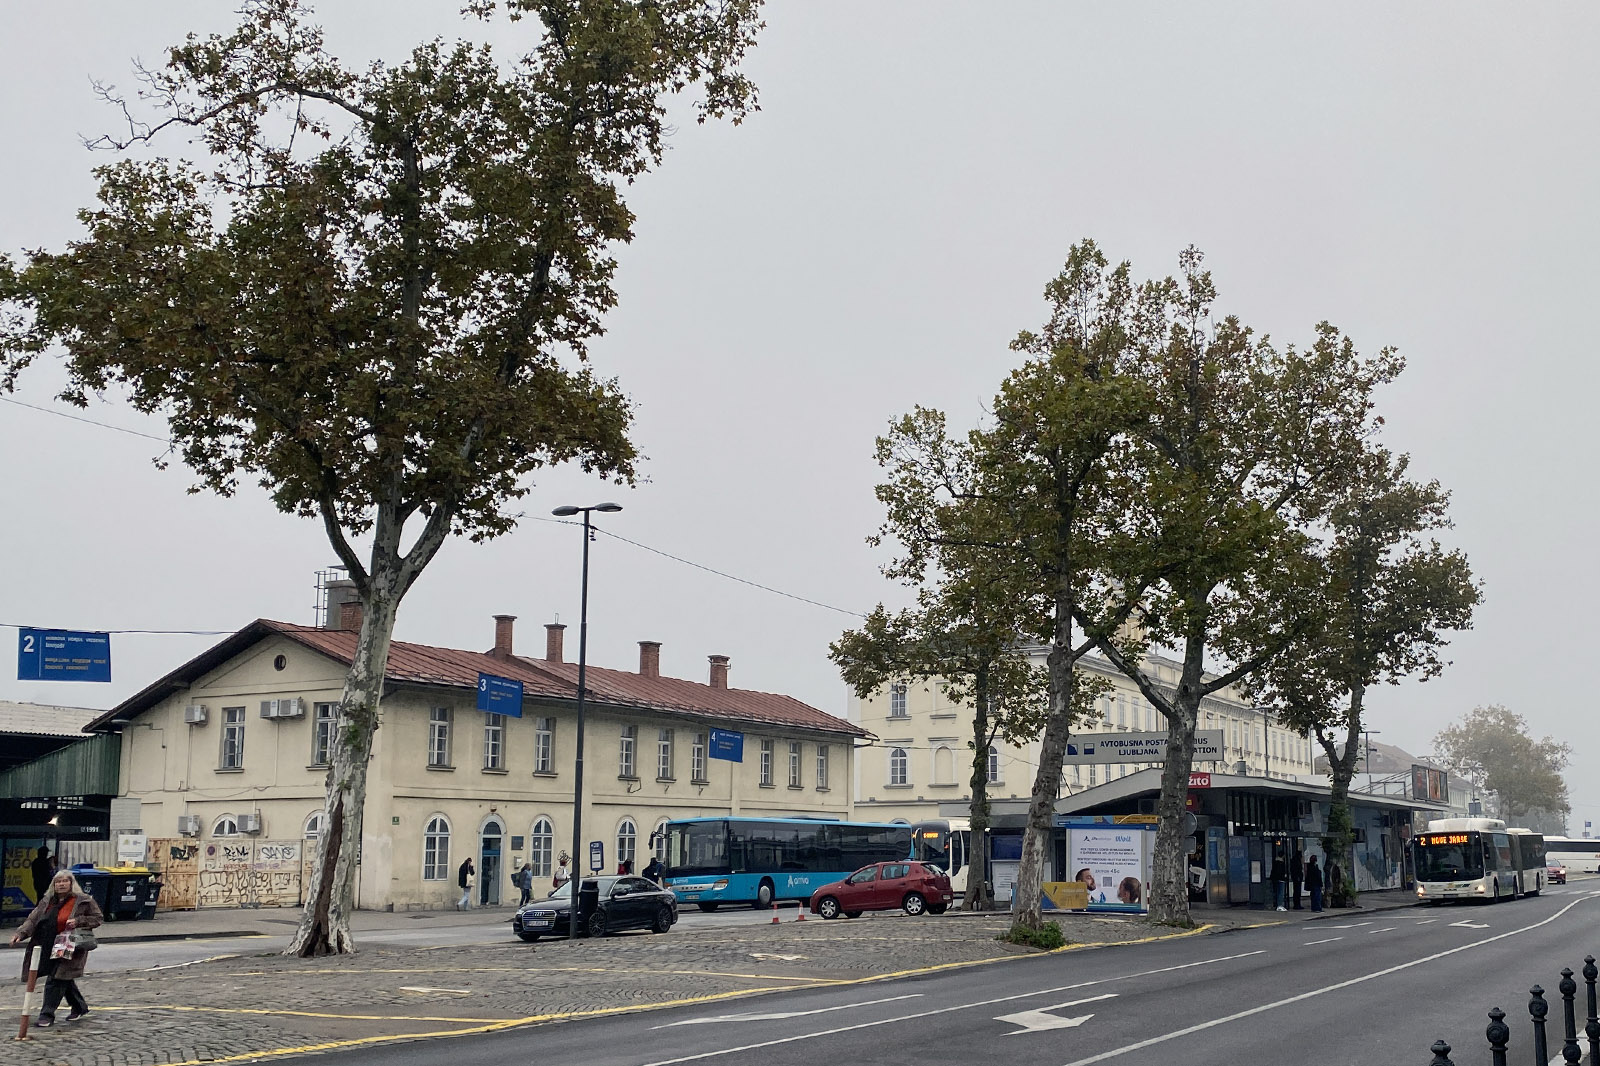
[534,717,554,773]
[987,744,1000,784]
[310,701,337,766]
[220,706,245,769]
[428,707,452,768]
[657,728,674,780]
[483,712,506,770]
[888,747,908,786]
[691,733,707,783]
[212,814,240,837]
[422,815,451,880]
[816,744,830,789]
[617,818,637,868]
[620,725,637,778]
[653,818,670,862]
[303,810,325,839]
[529,817,554,877]
[788,741,802,787]
[889,683,908,718]
[759,739,774,786]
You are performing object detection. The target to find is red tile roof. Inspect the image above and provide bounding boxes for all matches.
[90,619,866,740]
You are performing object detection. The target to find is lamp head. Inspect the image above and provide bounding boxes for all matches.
[595,502,623,513]
[551,505,580,517]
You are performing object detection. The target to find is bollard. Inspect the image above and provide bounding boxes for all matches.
[1533,985,1552,1066]
[1583,956,1598,1066]
[1485,1006,1509,1066]
[1427,1038,1455,1066]
[771,902,780,924]
[1561,968,1583,1065]
[14,946,37,1042]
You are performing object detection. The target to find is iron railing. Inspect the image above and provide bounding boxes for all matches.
[1429,956,1600,1065]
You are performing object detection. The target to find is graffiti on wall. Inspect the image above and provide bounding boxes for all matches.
[195,840,303,908]
[146,839,200,910]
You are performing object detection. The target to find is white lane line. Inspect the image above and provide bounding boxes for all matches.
[1320,922,1374,929]
[1415,919,1440,925]
[638,950,1266,1066]
[654,994,922,1027]
[1303,938,1342,946]
[1056,892,1599,1066]
[1368,927,1397,934]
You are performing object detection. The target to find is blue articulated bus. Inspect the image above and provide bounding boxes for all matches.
[661,817,914,910]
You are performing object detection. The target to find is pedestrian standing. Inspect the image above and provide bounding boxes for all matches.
[9,870,103,1027]
[515,863,533,907]
[457,857,475,910]
[30,845,55,902]
[642,855,665,885]
[1306,855,1324,912]
[1290,848,1305,910]
[553,853,572,892]
[1269,851,1287,911]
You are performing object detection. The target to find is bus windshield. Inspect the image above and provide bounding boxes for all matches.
[1416,833,1483,880]
[666,821,729,877]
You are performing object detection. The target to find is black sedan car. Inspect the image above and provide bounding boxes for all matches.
[512,875,678,941]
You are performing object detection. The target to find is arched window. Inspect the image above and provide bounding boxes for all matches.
[616,818,637,869]
[987,745,1000,784]
[932,745,953,785]
[422,815,451,881]
[888,747,908,786]
[529,817,554,878]
[212,815,240,837]
[653,818,670,862]
[303,811,325,840]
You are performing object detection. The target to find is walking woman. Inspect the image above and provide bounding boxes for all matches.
[9,870,104,1026]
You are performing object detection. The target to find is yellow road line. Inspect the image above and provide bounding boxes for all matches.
[96,1005,501,1023]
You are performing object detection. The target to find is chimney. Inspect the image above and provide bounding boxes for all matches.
[323,577,358,630]
[708,654,730,690]
[492,614,516,659]
[638,641,661,678]
[338,598,364,633]
[545,623,566,663]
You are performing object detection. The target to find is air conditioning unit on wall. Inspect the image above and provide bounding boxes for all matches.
[177,815,202,836]
[239,813,263,834]
[259,698,306,719]
[184,705,209,725]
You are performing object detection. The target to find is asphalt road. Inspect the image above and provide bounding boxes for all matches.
[302,884,1600,1066]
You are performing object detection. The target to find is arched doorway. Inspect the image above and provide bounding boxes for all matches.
[480,817,505,906]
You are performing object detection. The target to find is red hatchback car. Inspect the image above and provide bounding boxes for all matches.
[809,861,954,919]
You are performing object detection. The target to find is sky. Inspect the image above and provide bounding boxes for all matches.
[2,4,1596,827]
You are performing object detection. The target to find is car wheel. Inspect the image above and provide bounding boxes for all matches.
[844,911,863,919]
[517,933,540,943]
[754,880,774,910]
[902,892,927,916]
[588,911,608,937]
[817,896,842,920]
[696,902,719,912]
[652,907,673,934]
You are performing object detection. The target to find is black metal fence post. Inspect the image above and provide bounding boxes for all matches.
[1486,1006,1509,1066]
[1562,968,1584,1065]
[1427,1038,1455,1066]
[1583,955,1598,1066]
[1533,985,1552,1066]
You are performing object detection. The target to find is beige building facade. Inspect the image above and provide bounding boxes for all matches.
[850,649,1315,823]
[92,615,864,910]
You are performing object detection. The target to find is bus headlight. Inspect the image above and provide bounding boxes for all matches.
[1417,887,1426,897]
[712,879,729,891]
[1474,884,1486,894]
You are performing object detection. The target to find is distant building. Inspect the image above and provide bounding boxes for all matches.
[0,700,101,771]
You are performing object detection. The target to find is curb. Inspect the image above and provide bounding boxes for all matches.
[93,929,268,944]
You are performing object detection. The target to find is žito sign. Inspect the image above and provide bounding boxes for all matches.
[476,673,524,717]
[1188,772,1211,789]
[17,628,111,682]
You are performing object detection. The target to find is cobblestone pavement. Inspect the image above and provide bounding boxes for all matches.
[9,899,1411,1066]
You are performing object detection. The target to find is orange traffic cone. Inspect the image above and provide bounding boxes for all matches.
[794,903,806,921]
[771,902,780,924]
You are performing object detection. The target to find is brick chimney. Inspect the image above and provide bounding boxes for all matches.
[338,599,364,633]
[545,623,566,663]
[638,641,661,678]
[492,614,516,659]
[708,654,730,690]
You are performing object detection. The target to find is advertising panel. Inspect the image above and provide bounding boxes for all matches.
[1065,825,1150,913]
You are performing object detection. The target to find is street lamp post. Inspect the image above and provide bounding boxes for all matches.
[552,502,621,942]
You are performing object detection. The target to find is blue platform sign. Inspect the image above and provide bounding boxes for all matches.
[708,728,744,762]
[589,840,605,873]
[476,672,524,717]
[17,628,111,683]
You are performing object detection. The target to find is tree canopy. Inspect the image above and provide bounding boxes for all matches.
[1435,705,1570,823]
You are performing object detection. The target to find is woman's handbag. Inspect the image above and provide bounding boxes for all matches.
[67,925,97,951]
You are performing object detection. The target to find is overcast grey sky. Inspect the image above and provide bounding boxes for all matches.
[2,4,1595,827]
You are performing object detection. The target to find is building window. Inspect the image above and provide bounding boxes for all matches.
[889,683,908,718]
[212,815,240,837]
[691,733,707,783]
[529,817,554,877]
[889,747,908,786]
[652,818,670,862]
[620,725,637,778]
[220,706,245,769]
[423,815,450,880]
[987,745,1000,784]
[534,717,554,773]
[657,728,674,780]
[484,713,506,770]
[617,818,637,869]
[759,739,774,786]
[428,707,452,767]
[788,741,802,787]
[303,811,325,840]
[816,745,830,789]
[309,702,337,766]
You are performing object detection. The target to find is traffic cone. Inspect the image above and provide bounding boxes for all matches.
[794,903,806,921]
[771,902,780,924]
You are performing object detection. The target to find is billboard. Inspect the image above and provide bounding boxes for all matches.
[1411,764,1449,802]
[1063,730,1223,764]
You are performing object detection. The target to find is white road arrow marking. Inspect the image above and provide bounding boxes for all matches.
[995,993,1117,1035]
[656,994,922,1027]
[1450,920,1490,929]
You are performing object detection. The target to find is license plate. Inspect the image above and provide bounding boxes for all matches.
[528,919,552,928]
[682,893,700,900]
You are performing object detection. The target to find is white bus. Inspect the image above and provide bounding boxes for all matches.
[912,818,972,902]
[1544,837,1600,875]
[1415,817,1541,904]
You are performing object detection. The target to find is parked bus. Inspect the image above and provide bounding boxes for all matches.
[911,817,972,900]
[1544,837,1600,875]
[1414,817,1539,904]
[661,817,914,910]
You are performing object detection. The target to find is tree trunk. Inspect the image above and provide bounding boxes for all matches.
[1012,641,1076,931]
[1321,697,1363,909]
[964,665,992,912]
[287,579,401,956]
[1147,640,1204,925]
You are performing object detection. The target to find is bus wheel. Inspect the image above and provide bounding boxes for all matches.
[696,902,719,912]
[754,880,774,910]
